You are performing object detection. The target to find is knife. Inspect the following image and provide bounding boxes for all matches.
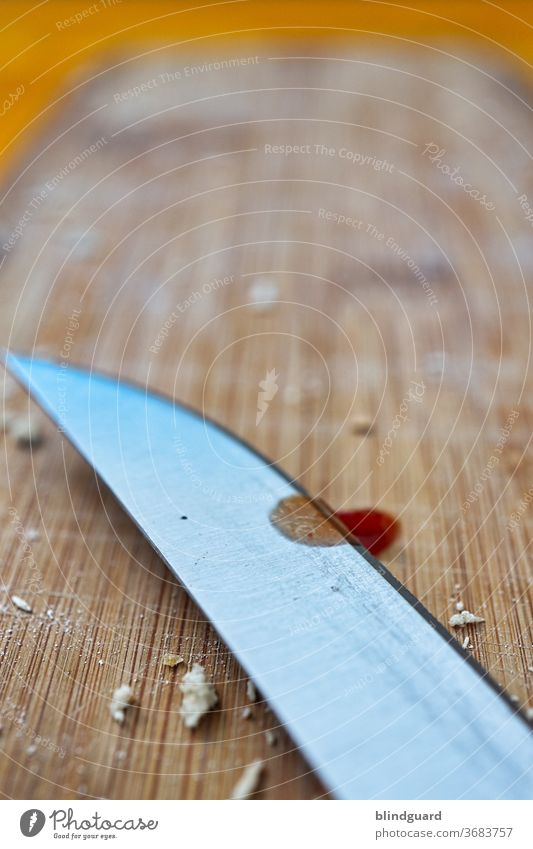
[4,352,532,800]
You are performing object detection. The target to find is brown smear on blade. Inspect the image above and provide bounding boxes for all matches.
[270,495,345,546]
[270,495,399,556]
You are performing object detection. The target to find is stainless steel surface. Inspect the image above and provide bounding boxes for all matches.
[5,352,533,800]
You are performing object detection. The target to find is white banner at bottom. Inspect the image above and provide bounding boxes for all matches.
[3,799,531,847]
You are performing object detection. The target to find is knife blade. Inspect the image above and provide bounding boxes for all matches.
[4,352,532,800]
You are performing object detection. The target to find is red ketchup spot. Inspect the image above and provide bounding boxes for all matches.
[335,509,399,556]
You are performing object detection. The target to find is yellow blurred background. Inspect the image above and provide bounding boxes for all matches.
[2,1,533,175]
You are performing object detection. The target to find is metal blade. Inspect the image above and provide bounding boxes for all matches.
[5,353,532,799]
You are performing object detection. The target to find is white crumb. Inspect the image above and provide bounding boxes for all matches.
[98,659,104,666]
[11,595,32,613]
[246,679,257,702]
[230,759,264,800]
[27,744,37,756]
[510,694,520,704]
[462,636,471,650]
[110,683,134,724]
[10,415,44,448]
[179,664,218,729]
[248,276,279,311]
[449,610,485,627]
[162,653,184,668]
[265,730,277,746]
[455,600,465,612]
[26,528,41,542]
[526,707,533,721]
[241,706,253,720]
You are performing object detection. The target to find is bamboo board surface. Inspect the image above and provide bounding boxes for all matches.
[0,44,532,799]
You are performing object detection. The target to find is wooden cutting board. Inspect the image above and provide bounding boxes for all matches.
[1,43,532,799]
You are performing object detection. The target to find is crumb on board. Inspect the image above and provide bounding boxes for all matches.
[351,415,374,436]
[241,706,253,720]
[230,760,264,800]
[526,707,533,722]
[246,679,257,702]
[26,528,41,542]
[179,664,218,729]
[10,415,44,448]
[110,684,134,724]
[265,730,277,746]
[510,694,520,704]
[162,653,184,668]
[11,595,32,613]
[248,276,279,311]
[449,610,485,627]
[455,600,465,612]
[0,410,13,432]
[462,636,471,650]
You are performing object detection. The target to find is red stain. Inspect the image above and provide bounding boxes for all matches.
[335,509,399,556]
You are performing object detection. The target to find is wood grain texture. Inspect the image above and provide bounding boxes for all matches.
[0,43,532,799]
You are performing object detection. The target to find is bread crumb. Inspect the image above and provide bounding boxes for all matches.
[248,276,278,311]
[10,415,44,448]
[11,595,32,613]
[110,683,134,724]
[283,385,302,405]
[265,730,277,746]
[526,707,533,721]
[241,706,253,720]
[246,679,257,702]
[351,415,374,436]
[162,653,184,668]
[462,636,471,650]
[230,760,264,800]
[455,600,465,612]
[449,610,485,627]
[510,694,520,704]
[26,528,40,542]
[179,664,218,728]
[0,410,13,432]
